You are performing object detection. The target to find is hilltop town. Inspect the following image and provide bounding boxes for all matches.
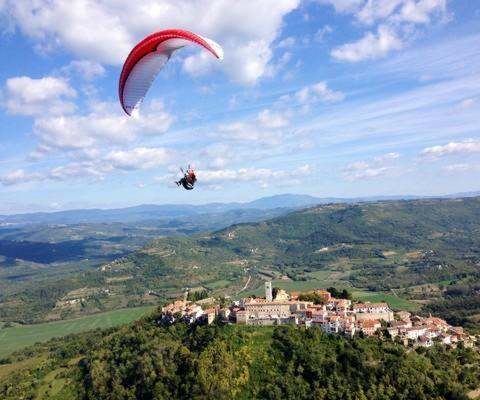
[161,282,475,348]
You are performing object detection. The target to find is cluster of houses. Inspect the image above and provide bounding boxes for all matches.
[386,313,466,347]
[160,281,472,348]
[161,299,217,325]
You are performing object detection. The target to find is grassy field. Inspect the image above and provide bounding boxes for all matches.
[351,291,419,312]
[0,306,155,358]
[204,279,232,289]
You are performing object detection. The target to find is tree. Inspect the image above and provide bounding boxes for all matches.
[298,293,326,305]
[195,339,250,399]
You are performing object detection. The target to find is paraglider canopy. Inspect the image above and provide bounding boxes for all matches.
[119,29,223,116]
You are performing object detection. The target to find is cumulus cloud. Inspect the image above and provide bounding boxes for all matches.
[104,147,172,171]
[322,0,448,62]
[3,0,300,85]
[294,81,345,104]
[30,99,174,155]
[62,60,106,80]
[196,164,312,188]
[277,36,296,48]
[201,143,235,169]
[48,162,105,181]
[218,121,283,146]
[257,109,288,129]
[331,24,403,62]
[342,152,403,180]
[278,81,345,113]
[395,0,447,24]
[356,0,405,25]
[374,152,400,162]
[3,76,76,115]
[342,162,398,180]
[0,169,42,186]
[279,81,345,112]
[216,108,290,146]
[0,146,172,186]
[319,0,446,25]
[421,139,480,159]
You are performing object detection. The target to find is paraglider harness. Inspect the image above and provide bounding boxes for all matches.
[176,166,197,190]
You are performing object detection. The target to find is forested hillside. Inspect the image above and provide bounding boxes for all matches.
[1,197,480,327]
[1,198,480,397]
[1,311,479,399]
[94,197,480,327]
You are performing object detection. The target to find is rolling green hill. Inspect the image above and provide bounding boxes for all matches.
[1,312,479,400]
[1,198,480,398]
[116,197,480,293]
[0,306,154,358]
[1,197,480,327]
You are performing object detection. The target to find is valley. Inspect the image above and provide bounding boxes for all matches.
[1,196,479,332]
[1,196,480,399]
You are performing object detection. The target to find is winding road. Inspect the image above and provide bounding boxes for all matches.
[237,275,251,294]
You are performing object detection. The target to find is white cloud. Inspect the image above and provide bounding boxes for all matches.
[0,169,42,185]
[31,99,174,154]
[201,143,235,169]
[293,81,345,105]
[277,36,296,48]
[105,147,171,171]
[374,152,400,162]
[216,108,290,146]
[292,73,480,164]
[3,76,76,115]
[49,202,61,209]
[331,24,403,62]
[62,60,105,80]
[323,0,448,62]
[442,163,472,173]
[4,0,300,85]
[356,0,404,25]
[49,146,171,179]
[272,51,293,76]
[342,152,403,180]
[319,0,447,25]
[217,121,283,146]
[197,164,312,187]
[0,146,172,186]
[311,81,345,102]
[257,109,288,129]
[342,163,399,179]
[222,40,273,85]
[48,162,105,181]
[314,25,333,42]
[422,139,480,159]
[395,0,447,24]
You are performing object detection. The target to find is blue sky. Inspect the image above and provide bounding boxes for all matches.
[0,0,479,213]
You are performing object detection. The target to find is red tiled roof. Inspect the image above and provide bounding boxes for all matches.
[360,319,380,328]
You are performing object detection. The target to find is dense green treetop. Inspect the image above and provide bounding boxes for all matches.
[1,307,479,399]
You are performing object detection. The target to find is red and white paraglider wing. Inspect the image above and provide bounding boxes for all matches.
[119,29,223,116]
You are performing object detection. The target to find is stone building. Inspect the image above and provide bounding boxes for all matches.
[265,281,273,302]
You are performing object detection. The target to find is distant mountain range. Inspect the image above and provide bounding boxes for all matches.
[1,191,479,226]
